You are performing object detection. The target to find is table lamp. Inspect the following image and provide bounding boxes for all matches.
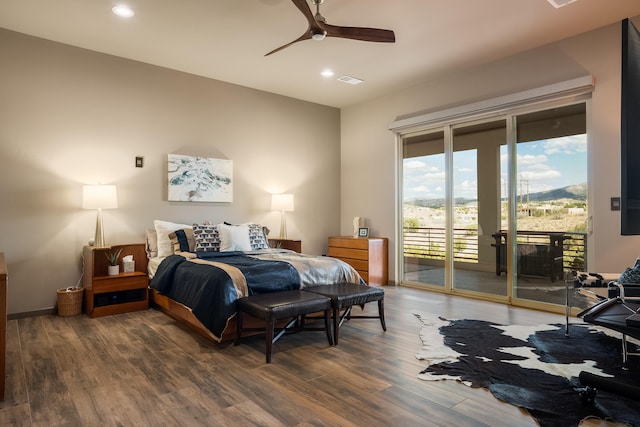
[271,193,294,239]
[82,185,118,247]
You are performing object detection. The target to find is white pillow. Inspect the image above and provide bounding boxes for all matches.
[218,223,252,251]
[154,220,192,257]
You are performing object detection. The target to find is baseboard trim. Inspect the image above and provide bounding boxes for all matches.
[8,307,56,320]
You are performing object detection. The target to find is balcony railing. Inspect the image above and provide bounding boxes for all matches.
[403,227,586,271]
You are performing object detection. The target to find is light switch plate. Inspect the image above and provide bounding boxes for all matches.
[611,197,621,211]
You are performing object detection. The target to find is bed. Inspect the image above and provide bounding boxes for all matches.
[146,220,363,342]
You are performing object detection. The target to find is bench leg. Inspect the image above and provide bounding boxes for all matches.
[378,299,387,331]
[332,304,340,345]
[266,318,275,363]
[324,309,334,346]
[234,311,243,346]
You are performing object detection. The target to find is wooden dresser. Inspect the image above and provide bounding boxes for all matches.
[0,253,7,401]
[327,237,388,286]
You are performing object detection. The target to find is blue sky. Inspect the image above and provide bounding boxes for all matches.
[403,134,587,201]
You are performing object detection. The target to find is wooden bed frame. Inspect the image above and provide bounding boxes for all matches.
[150,288,295,343]
[146,245,346,343]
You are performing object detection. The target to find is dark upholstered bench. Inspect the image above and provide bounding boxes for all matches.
[304,283,386,345]
[234,290,333,363]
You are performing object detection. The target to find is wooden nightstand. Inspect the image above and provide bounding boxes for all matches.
[268,238,302,253]
[82,243,149,317]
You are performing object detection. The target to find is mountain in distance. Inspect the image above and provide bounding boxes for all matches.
[525,183,586,202]
[406,183,587,207]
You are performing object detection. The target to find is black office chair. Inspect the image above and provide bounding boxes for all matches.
[565,270,618,336]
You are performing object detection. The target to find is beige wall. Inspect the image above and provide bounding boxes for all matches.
[3,17,640,314]
[0,29,341,315]
[341,17,640,284]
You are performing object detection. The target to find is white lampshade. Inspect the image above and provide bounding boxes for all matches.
[82,185,118,210]
[271,193,294,212]
[82,185,118,247]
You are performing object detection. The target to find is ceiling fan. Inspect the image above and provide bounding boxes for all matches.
[265,0,396,56]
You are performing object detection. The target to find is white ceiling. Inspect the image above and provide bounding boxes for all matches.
[1,0,640,108]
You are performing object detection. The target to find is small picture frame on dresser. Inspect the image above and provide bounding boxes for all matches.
[358,227,369,238]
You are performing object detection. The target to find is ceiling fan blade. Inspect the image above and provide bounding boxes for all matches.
[266,0,395,56]
[323,23,395,43]
[291,0,316,25]
[265,32,313,56]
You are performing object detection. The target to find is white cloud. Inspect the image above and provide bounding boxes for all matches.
[544,135,587,155]
[517,154,548,165]
[423,171,445,179]
[526,163,551,171]
[405,160,425,169]
[459,179,477,189]
[520,170,561,180]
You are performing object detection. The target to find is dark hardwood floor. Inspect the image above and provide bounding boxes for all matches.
[0,286,621,426]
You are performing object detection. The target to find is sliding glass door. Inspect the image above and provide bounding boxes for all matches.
[452,120,507,297]
[402,130,446,289]
[400,102,588,311]
[511,104,587,307]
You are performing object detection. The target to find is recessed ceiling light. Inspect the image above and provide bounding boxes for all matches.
[546,0,578,8]
[321,69,334,78]
[337,75,364,85]
[112,5,134,18]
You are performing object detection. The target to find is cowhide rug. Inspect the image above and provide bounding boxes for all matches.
[415,313,640,427]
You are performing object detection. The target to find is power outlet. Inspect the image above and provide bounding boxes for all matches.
[135,156,144,168]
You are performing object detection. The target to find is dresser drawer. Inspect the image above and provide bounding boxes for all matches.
[328,237,370,250]
[334,257,369,272]
[327,247,368,261]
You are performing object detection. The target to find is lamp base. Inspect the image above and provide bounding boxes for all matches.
[94,208,106,247]
[279,211,287,239]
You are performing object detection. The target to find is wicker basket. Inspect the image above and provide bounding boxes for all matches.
[57,287,84,317]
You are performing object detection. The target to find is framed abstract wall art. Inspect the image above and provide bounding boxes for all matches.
[168,154,233,202]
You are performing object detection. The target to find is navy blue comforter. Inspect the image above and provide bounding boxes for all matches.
[150,252,300,340]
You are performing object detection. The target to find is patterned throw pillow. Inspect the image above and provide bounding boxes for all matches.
[618,266,640,284]
[574,272,619,288]
[247,224,269,250]
[193,224,221,252]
